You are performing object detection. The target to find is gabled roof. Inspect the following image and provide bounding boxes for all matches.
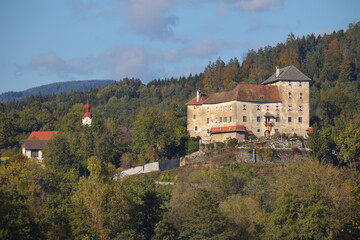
[23,131,59,150]
[186,93,210,105]
[26,131,59,141]
[261,65,311,85]
[210,125,247,134]
[24,140,48,150]
[187,84,281,105]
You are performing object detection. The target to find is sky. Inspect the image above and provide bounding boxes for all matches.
[0,0,359,93]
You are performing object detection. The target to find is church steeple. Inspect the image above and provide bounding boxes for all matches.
[82,99,93,126]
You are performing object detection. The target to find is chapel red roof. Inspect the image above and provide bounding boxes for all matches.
[187,84,281,105]
[210,125,247,134]
[82,112,93,119]
[26,131,60,141]
[82,99,93,119]
[23,131,60,150]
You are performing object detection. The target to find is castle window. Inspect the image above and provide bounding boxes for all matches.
[224,117,227,122]
[299,92,303,99]
[288,105,292,111]
[220,117,222,122]
[193,115,196,119]
[195,126,198,131]
[288,117,292,122]
[298,117,302,123]
[298,106,303,111]
[276,117,280,122]
[266,105,270,111]
[288,92,292,99]
[206,118,209,124]
[206,107,210,112]
[299,81,302,87]
[275,105,280,111]
[229,116,232,122]
[243,105,247,110]
[257,105,261,111]
[243,116,247,122]
[257,116,261,122]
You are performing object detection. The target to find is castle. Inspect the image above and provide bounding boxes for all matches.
[186,65,311,143]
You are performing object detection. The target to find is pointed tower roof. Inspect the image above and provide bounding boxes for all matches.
[261,65,311,85]
[82,99,93,119]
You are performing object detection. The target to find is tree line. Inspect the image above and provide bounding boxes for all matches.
[0,22,360,239]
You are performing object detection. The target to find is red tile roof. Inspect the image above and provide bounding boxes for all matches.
[210,125,247,134]
[23,131,60,150]
[187,84,281,105]
[82,112,93,119]
[26,131,60,141]
[186,93,210,105]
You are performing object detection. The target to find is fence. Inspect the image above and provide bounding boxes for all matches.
[113,158,182,180]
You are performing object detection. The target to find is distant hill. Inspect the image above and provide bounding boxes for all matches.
[0,80,115,102]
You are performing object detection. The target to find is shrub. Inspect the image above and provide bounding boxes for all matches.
[227,138,239,148]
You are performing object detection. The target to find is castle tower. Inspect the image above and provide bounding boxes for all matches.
[82,99,93,126]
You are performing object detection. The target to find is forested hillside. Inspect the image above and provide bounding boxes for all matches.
[0,22,360,239]
[0,80,115,102]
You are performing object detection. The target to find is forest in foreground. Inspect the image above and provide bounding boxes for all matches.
[0,22,360,239]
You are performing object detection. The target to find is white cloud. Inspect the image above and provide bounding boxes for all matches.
[113,0,179,39]
[186,39,219,58]
[20,52,93,79]
[234,0,283,11]
[65,0,96,20]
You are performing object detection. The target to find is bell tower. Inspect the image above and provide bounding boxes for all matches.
[82,99,93,126]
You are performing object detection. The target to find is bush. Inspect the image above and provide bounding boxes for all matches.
[215,142,225,149]
[227,138,238,148]
[187,137,200,154]
[205,143,215,150]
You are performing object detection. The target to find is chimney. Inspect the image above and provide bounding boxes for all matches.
[276,66,280,77]
[196,90,201,102]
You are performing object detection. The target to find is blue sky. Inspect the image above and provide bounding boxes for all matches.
[0,0,359,93]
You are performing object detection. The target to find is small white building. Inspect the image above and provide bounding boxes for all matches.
[82,99,93,126]
[22,131,59,160]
